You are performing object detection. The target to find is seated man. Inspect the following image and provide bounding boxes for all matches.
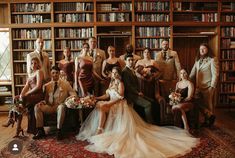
[33,66,77,140]
[122,54,154,124]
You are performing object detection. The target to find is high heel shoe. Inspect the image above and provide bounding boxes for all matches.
[13,128,24,138]
[2,118,15,127]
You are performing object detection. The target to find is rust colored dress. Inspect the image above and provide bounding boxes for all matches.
[58,61,74,85]
[77,58,94,96]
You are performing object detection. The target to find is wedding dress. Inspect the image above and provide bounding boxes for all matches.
[76,87,199,158]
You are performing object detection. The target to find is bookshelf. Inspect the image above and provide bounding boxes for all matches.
[0,0,233,107]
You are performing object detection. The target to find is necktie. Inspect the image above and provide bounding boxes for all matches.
[90,50,94,57]
[163,51,167,60]
[40,52,44,63]
[52,82,58,105]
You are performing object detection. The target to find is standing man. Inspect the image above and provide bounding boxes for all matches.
[27,37,50,82]
[88,37,106,96]
[119,44,141,68]
[122,54,154,124]
[33,66,77,140]
[155,39,181,80]
[190,43,219,126]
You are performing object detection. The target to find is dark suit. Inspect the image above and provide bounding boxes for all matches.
[122,66,154,123]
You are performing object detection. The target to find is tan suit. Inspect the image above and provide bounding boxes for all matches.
[27,50,50,81]
[34,79,77,129]
[155,50,181,80]
[190,57,219,112]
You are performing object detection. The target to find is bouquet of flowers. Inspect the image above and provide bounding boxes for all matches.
[11,97,26,114]
[65,95,96,109]
[169,91,182,106]
[136,65,158,79]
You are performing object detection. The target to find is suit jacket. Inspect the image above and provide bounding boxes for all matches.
[91,48,106,77]
[155,50,181,80]
[27,50,50,81]
[189,57,219,89]
[44,79,77,106]
[122,66,140,102]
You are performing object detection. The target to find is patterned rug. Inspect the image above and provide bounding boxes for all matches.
[1,126,235,158]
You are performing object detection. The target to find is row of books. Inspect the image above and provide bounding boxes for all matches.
[220,72,235,82]
[11,3,51,12]
[97,13,130,22]
[13,52,27,60]
[136,27,170,37]
[0,97,12,104]
[220,50,235,59]
[222,2,235,11]
[135,1,169,11]
[13,41,51,50]
[97,3,132,11]
[221,27,235,37]
[221,15,235,22]
[55,28,94,38]
[220,61,235,71]
[220,83,235,93]
[135,14,169,22]
[12,29,51,39]
[55,14,93,23]
[219,95,233,104]
[173,2,217,11]
[14,64,27,73]
[55,40,85,50]
[221,39,235,49]
[136,38,167,49]
[54,2,93,11]
[13,15,51,24]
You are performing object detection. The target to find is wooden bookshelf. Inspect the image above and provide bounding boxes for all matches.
[0,0,233,107]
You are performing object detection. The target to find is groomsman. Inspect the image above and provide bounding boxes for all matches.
[155,39,181,80]
[88,37,106,96]
[190,43,219,127]
[26,37,50,82]
[33,66,77,140]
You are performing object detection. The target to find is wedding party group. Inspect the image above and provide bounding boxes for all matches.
[2,36,219,158]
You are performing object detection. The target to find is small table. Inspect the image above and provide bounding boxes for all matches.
[228,96,235,110]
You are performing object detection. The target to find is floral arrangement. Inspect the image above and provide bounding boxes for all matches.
[169,91,182,106]
[10,98,26,114]
[136,65,158,79]
[65,95,96,109]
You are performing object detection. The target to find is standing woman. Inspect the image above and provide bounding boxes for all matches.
[135,47,161,99]
[101,46,121,92]
[58,47,74,86]
[2,57,44,136]
[172,69,194,131]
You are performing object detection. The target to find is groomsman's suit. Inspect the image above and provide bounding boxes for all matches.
[155,49,181,80]
[34,79,77,129]
[190,56,219,112]
[89,48,106,95]
[122,66,154,123]
[27,50,50,81]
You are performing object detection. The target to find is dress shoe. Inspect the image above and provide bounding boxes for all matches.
[56,129,63,140]
[208,115,216,126]
[2,118,14,127]
[33,128,46,140]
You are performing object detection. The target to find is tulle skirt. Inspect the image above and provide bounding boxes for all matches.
[76,99,199,158]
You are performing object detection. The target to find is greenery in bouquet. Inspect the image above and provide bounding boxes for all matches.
[169,91,182,106]
[65,95,96,109]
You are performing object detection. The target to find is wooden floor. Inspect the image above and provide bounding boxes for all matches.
[0,108,235,151]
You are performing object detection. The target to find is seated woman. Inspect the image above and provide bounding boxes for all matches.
[135,47,161,99]
[2,57,44,137]
[76,67,199,158]
[101,46,121,92]
[58,47,74,86]
[171,69,194,131]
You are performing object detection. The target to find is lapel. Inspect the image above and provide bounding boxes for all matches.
[199,57,210,70]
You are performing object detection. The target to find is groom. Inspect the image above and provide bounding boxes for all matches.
[122,54,154,124]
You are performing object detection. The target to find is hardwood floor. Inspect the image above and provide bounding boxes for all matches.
[0,108,234,151]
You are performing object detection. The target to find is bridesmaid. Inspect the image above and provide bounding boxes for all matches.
[2,57,44,136]
[101,46,121,92]
[135,47,161,99]
[58,47,74,86]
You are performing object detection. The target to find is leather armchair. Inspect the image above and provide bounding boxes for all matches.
[155,80,177,125]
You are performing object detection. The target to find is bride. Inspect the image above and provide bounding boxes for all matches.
[76,66,199,158]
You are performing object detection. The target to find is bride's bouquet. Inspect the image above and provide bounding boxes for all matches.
[65,95,96,109]
[169,91,182,106]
